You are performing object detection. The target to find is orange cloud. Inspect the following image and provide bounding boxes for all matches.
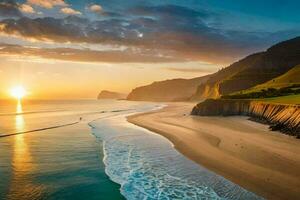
[60,7,81,15]
[89,4,102,13]
[19,4,35,14]
[27,0,67,9]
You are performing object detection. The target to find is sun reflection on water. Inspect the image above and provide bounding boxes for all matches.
[7,100,38,199]
[15,100,24,132]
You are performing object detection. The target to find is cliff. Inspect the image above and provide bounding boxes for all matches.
[97,90,126,99]
[191,99,300,138]
[191,37,300,100]
[127,75,210,102]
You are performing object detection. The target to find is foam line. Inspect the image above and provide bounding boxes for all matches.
[0,108,135,139]
[0,121,80,138]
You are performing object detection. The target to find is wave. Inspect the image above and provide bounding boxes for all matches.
[89,106,262,200]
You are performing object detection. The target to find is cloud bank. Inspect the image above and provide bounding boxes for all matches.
[0,3,299,64]
[0,0,23,17]
[27,0,67,9]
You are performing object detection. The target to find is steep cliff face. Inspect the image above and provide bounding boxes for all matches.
[190,81,221,99]
[192,37,300,100]
[191,99,300,138]
[127,75,210,102]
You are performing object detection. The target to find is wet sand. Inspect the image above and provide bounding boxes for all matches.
[127,103,300,200]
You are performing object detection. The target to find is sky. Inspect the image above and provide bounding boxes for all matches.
[0,0,299,99]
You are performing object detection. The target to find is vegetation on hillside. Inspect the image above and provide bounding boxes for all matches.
[222,84,300,100]
[221,64,300,102]
[244,64,300,92]
[192,37,300,100]
[260,94,300,105]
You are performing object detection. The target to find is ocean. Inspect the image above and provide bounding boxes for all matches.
[0,100,261,200]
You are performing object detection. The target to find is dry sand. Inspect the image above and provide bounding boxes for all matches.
[127,103,300,200]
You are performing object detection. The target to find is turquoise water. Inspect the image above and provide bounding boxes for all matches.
[0,100,142,200]
[0,100,262,200]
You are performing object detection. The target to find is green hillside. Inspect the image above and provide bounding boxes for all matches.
[221,65,300,100]
[260,94,300,105]
[252,64,300,90]
[191,37,300,100]
[234,64,300,94]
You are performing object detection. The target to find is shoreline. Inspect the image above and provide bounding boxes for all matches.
[92,104,261,199]
[127,103,300,200]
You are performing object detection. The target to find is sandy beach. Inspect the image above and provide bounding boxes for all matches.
[127,103,300,200]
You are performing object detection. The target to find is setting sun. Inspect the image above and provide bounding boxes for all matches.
[10,86,26,100]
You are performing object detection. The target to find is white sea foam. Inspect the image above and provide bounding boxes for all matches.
[89,104,263,200]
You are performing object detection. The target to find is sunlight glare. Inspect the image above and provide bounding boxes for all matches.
[10,86,26,100]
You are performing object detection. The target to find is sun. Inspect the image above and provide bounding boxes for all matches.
[10,86,27,100]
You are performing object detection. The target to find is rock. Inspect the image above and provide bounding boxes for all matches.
[97,90,126,100]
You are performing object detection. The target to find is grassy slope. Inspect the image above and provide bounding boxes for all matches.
[222,65,300,105]
[252,64,300,90]
[193,37,300,100]
[258,94,300,105]
[233,64,300,94]
[218,37,300,95]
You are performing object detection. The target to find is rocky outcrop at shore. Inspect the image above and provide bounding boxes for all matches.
[191,99,300,138]
[97,90,126,99]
